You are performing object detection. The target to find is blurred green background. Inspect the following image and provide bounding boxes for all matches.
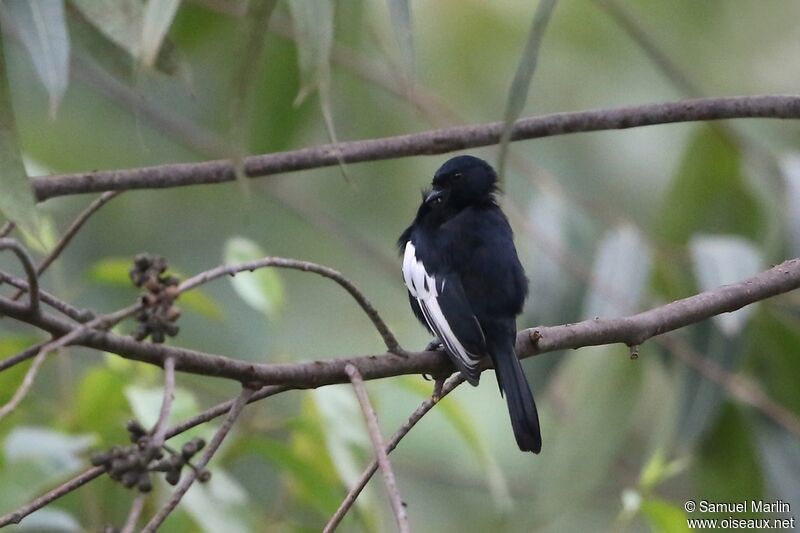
[1,0,799,531]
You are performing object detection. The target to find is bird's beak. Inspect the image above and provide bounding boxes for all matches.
[424,188,446,205]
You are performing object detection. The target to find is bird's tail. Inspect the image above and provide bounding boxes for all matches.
[492,345,542,454]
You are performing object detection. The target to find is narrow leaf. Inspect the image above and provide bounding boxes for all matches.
[754,417,800,508]
[398,377,512,510]
[496,0,558,179]
[0,36,39,235]
[287,0,333,105]
[583,225,652,319]
[641,498,691,533]
[689,234,761,336]
[140,0,181,67]
[779,154,800,257]
[70,0,143,57]
[386,0,414,81]
[1,0,70,118]
[223,237,285,317]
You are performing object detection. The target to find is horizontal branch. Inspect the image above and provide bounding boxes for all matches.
[33,95,800,200]
[0,258,797,389]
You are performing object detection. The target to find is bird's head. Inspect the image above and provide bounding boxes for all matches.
[424,155,498,211]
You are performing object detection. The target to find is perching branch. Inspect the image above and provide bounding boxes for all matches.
[32,95,800,200]
[0,259,798,391]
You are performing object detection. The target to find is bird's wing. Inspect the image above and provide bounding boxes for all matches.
[403,242,485,384]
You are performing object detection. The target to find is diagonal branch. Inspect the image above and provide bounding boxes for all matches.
[344,364,409,533]
[324,375,465,532]
[9,191,120,301]
[140,386,256,531]
[32,95,800,200]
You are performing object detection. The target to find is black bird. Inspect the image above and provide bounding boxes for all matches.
[398,155,542,453]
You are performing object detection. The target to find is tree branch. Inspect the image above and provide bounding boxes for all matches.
[0,259,797,391]
[140,386,256,531]
[344,364,409,533]
[324,375,465,532]
[32,95,800,200]
[0,239,40,317]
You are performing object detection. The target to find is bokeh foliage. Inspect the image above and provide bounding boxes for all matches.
[0,1,799,531]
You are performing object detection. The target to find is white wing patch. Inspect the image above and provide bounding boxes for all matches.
[402,242,479,371]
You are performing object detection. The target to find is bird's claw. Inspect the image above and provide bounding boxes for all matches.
[425,338,444,352]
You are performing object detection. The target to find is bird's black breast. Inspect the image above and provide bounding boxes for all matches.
[403,205,527,320]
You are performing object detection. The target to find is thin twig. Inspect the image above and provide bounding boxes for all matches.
[179,256,403,353]
[0,466,106,526]
[151,356,176,448]
[120,494,146,533]
[0,303,139,419]
[0,342,47,373]
[32,95,800,200]
[0,270,91,323]
[0,238,39,316]
[345,364,409,533]
[10,191,120,301]
[1,384,290,527]
[141,386,256,532]
[0,221,14,238]
[324,375,465,532]
[0,349,50,420]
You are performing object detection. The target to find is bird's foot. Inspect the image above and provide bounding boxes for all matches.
[425,338,444,352]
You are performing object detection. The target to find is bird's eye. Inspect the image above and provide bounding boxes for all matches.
[452,172,463,181]
[432,196,443,205]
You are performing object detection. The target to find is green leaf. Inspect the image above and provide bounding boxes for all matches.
[779,154,800,257]
[659,127,763,244]
[124,384,205,446]
[689,234,762,336]
[182,468,251,533]
[310,385,371,497]
[2,0,70,118]
[496,0,558,178]
[73,366,130,445]
[753,417,800,509]
[15,507,81,531]
[675,322,746,447]
[0,37,39,235]
[397,376,511,510]
[287,0,333,105]
[70,0,144,58]
[534,345,642,519]
[223,237,285,317]
[246,437,343,515]
[386,0,414,80]
[641,498,690,533]
[139,0,181,67]
[697,405,763,508]
[583,225,652,318]
[4,426,95,474]
[86,257,132,285]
